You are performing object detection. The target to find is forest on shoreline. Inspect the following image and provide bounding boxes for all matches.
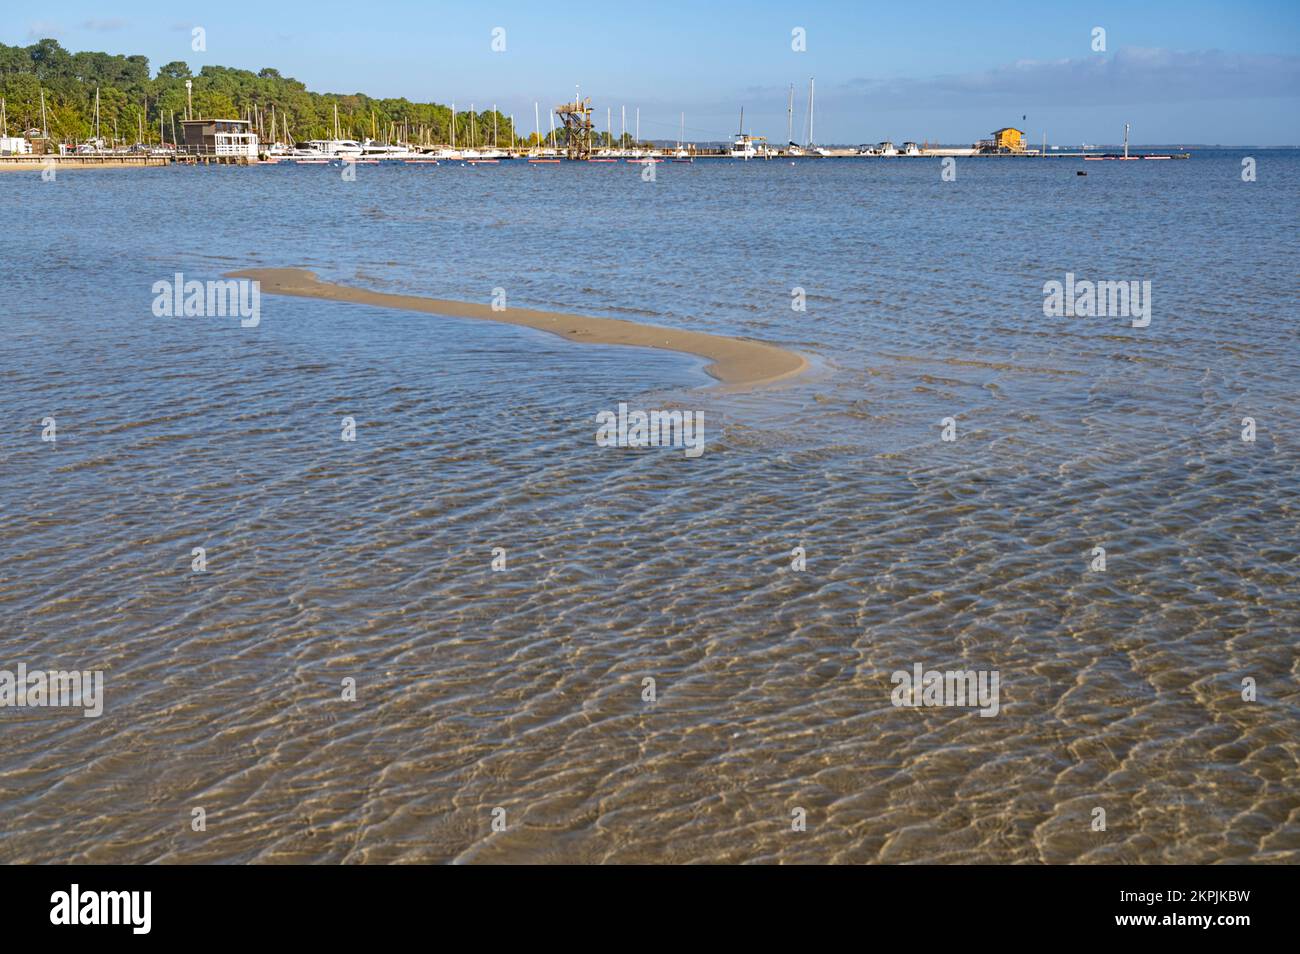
[0,37,533,147]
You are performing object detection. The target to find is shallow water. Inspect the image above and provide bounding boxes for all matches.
[1,152,1296,863]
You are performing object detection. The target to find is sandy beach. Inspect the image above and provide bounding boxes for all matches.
[229,267,808,390]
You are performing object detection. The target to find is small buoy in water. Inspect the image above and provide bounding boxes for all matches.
[1077,171,1087,176]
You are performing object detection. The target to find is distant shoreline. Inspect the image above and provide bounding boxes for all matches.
[230,267,810,391]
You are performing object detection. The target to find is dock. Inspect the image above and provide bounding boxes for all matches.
[173,154,254,166]
[0,154,173,171]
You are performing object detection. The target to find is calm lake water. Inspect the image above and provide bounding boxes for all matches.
[1,151,1296,863]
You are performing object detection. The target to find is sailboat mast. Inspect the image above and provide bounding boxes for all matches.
[803,79,811,145]
[787,85,793,144]
[809,78,815,146]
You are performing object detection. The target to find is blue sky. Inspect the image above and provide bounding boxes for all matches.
[6,0,1299,144]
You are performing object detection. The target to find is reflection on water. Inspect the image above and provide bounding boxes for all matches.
[0,153,1296,863]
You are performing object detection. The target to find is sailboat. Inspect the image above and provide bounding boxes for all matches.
[786,85,806,157]
[730,107,751,158]
[590,106,616,160]
[590,123,619,161]
[426,103,461,160]
[476,107,506,159]
[457,104,484,160]
[729,107,769,159]
[672,112,692,161]
[804,78,830,157]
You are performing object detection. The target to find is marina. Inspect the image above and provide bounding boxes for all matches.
[2,81,1188,170]
[2,142,1186,169]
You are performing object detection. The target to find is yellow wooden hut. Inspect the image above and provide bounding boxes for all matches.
[991,127,1026,152]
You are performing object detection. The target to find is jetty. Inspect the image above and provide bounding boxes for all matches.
[0,154,173,171]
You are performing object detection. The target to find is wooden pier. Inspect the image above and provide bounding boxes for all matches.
[173,154,254,166]
[0,154,173,171]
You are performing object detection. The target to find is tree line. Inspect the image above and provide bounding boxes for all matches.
[0,37,520,147]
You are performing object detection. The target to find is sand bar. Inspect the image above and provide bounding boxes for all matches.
[228,268,808,390]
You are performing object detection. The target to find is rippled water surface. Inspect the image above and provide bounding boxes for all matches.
[1,152,1297,863]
